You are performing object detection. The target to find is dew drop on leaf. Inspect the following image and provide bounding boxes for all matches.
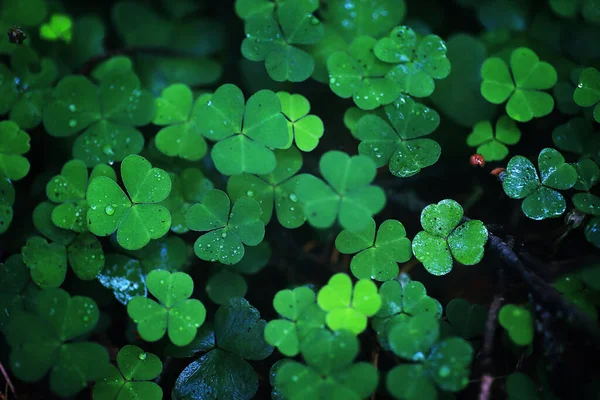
[105,205,115,216]
[138,352,147,360]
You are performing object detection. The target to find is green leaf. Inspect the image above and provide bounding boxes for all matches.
[21,236,67,288]
[206,269,248,305]
[0,178,15,234]
[481,48,557,122]
[389,314,440,361]
[574,159,600,191]
[585,217,600,249]
[387,364,436,400]
[32,202,77,246]
[499,304,534,346]
[118,345,162,380]
[127,270,206,346]
[445,298,487,339]
[67,233,105,280]
[277,91,324,151]
[552,117,600,159]
[573,67,600,123]
[0,254,30,331]
[466,117,521,161]
[87,154,172,250]
[505,373,541,400]
[40,13,73,43]
[0,120,31,181]
[98,254,147,305]
[573,193,600,216]
[424,337,473,392]
[354,95,441,177]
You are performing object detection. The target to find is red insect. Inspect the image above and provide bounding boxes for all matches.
[490,167,506,181]
[470,154,485,167]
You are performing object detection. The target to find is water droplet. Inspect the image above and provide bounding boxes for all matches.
[69,104,77,112]
[289,193,298,202]
[105,205,115,216]
[221,232,227,238]
[68,119,77,128]
[138,352,147,360]
[83,316,89,322]
[438,366,450,377]
[246,190,254,197]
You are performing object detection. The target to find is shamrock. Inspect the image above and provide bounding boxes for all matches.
[195,84,289,175]
[388,313,440,361]
[498,304,534,346]
[327,36,401,110]
[374,26,451,98]
[372,277,442,350]
[241,0,324,82]
[335,219,412,281]
[273,330,379,399]
[573,67,600,123]
[552,117,600,162]
[153,84,208,161]
[264,286,325,356]
[40,14,73,43]
[0,254,33,331]
[502,148,578,220]
[127,270,206,346]
[317,272,382,334]
[98,253,148,305]
[0,178,14,233]
[93,345,163,400]
[466,116,521,162]
[226,147,306,228]
[277,91,324,151]
[445,298,488,339]
[412,199,488,275]
[386,337,474,397]
[295,150,386,232]
[185,189,265,265]
[173,298,273,400]
[87,154,172,251]
[161,168,214,234]
[0,120,31,181]
[354,95,441,178]
[4,288,109,397]
[43,71,155,166]
[0,47,58,129]
[481,47,557,122]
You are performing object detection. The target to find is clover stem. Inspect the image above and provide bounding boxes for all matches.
[0,361,16,398]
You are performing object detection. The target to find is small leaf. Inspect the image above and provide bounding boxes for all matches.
[499,304,534,346]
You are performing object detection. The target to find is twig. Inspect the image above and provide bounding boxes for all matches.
[478,266,505,400]
[0,362,16,399]
[370,341,380,400]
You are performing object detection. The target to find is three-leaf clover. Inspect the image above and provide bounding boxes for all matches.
[295,151,386,231]
[43,72,155,166]
[466,116,521,161]
[374,26,451,98]
[226,147,306,228]
[317,272,382,334]
[153,84,208,161]
[127,270,206,346]
[412,199,489,275]
[4,288,109,397]
[0,47,58,129]
[274,329,379,399]
[277,91,324,151]
[354,95,441,177]
[335,219,412,281]
[327,36,401,110]
[40,14,73,43]
[173,298,274,400]
[573,67,600,123]
[502,148,578,220]
[93,345,163,400]
[498,304,534,346]
[186,189,265,265]
[196,84,289,175]
[241,0,324,82]
[0,178,14,233]
[87,154,172,251]
[481,47,557,122]
[0,120,31,181]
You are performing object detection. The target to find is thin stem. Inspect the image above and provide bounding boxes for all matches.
[0,362,16,398]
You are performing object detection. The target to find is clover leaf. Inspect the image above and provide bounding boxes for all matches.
[127,270,206,346]
[296,150,386,231]
[93,345,163,400]
[445,298,488,339]
[0,120,31,181]
[498,304,534,346]
[153,84,208,161]
[354,95,441,177]
[0,47,58,129]
[572,158,600,191]
[87,154,172,251]
[0,254,32,331]
[573,67,600,123]
[466,116,521,161]
[375,26,451,98]
[173,298,273,400]
[43,72,155,166]
[372,277,442,350]
[227,147,306,228]
[585,217,600,249]
[264,286,321,356]
[412,199,489,275]
[386,364,436,400]
[336,219,412,281]
[317,272,382,334]
[481,47,557,122]
[40,13,73,43]
[161,168,214,234]
[21,236,67,288]
[0,178,15,234]
[274,329,379,399]
[196,84,289,175]
[277,91,324,151]
[186,189,265,265]
[4,288,109,397]
[327,36,401,110]
[98,253,147,305]
[573,193,600,216]
[503,148,578,220]
[241,0,324,82]
[552,118,600,161]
